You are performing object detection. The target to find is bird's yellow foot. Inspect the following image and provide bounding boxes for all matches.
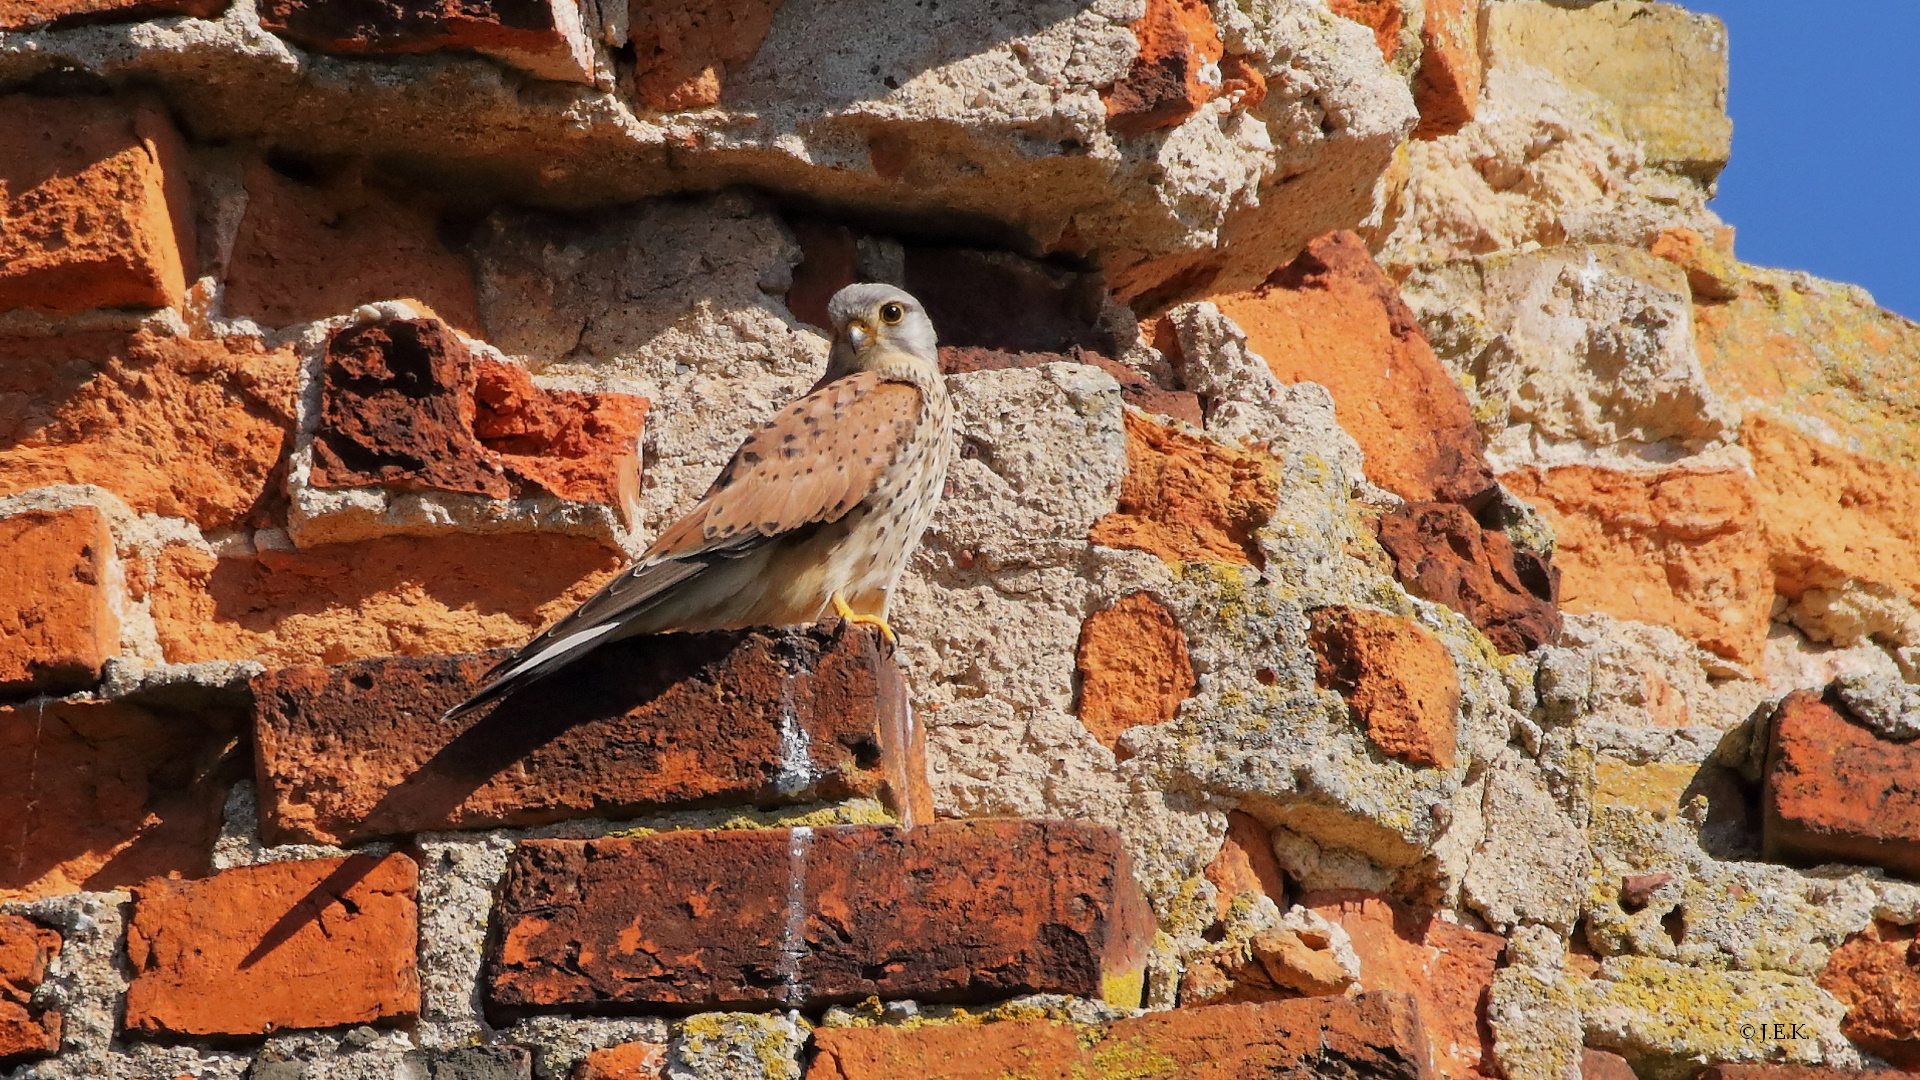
[832,593,897,646]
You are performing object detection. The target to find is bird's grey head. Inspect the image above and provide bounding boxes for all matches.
[825,283,938,377]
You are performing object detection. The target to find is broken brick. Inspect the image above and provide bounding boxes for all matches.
[1309,606,1461,770]
[1764,690,1920,878]
[0,507,118,696]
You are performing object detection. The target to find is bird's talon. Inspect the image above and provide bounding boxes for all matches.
[832,593,898,646]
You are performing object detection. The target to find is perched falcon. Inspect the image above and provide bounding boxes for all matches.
[444,283,954,720]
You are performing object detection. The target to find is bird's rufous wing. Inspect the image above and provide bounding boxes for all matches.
[644,371,924,560]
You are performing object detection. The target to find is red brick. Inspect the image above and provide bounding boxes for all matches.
[806,992,1435,1080]
[1816,920,1920,1068]
[1308,892,1505,1080]
[0,330,300,530]
[1765,690,1920,878]
[1209,232,1495,507]
[0,96,194,315]
[628,0,783,111]
[1329,0,1406,62]
[309,317,644,522]
[0,915,61,1065]
[0,700,235,902]
[1413,0,1481,139]
[1180,926,1354,1006]
[252,623,930,845]
[573,1041,667,1079]
[1309,606,1461,770]
[1089,411,1281,565]
[1102,0,1225,137]
[1697,1069,1910,1080]
[1373,501,1562,655]
[0,507,118,695]
[485,820,1152,1015]
[222,159,484,333]
[257,0,594,83]
[1075,592,1195,755]
[0,0,224,29]
[123,853,419,1037]
[1204,810,1288,922]
[1582,1048,1636,1080]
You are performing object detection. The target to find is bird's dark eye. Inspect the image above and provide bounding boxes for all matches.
[879,302,904,325]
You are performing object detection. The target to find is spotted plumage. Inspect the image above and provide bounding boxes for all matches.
[444,283,954,720]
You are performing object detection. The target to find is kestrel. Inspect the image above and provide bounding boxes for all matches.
[445,283,954,720]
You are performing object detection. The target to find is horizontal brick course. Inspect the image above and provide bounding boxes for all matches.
[0,0,225,29]
[1764,690,1920,877]
[805,992,1435,1080]
[252,623,929,844]
[0,506,118,695]
[123,853,419,1037]
[258,0,595,83]
[0,96,194,315]
[485,820,1152,1016]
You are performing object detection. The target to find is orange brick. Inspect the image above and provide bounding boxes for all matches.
[0,507,118,695]
[1103,0,1225,137]
[0,915,60,1065]
[124,854,419,1037]
[573,1040,667,1079]
[0,0,225,30]
[1089,411,1279,565]
[1309,606,1461,769]
[1765,691,1920,879]
[1075,592,1195,753]
[0,96,194,315]
[1413,0,1481,138]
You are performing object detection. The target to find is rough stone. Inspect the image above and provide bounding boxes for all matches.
[1210,231,1496,507]
[222,158,484,333]
[1816,920,1920,1069]
[1088,410,1280,565]
[1412,0,1479,139]
[0,699,234,902]
[804,992,1436,1080]
[1830,673,1920,742]
[0,96,194,315]
[1500,465,1769,666]
[628,0,784,112]
[1309,605,1462,770]
[123,853,420,1037]
[1308,892,1506,1080]
[257,0,596,83]
[486,821,1153,1014]
[1074,591,1196,754]
[0,914,61,1065]
[0,0,225,30]
[1764,690,1920,878]
[940,345,1202,427]
[251,623,928,845]
[0,506,118,695]
[0,329,300,530]
[1373,501,1561,654]
[1181,924,1357,1006]
[1481,0,1730,180]
[1461,749,1592,933]
[1582,957,1857,1077]
[146,531,622,666]
[1488,925,1582,1080]
[1327,0,1413,68]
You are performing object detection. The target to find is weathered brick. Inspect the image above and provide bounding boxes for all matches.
[572,1040,667,1079]
[0,331,300,530]
[628,0,783,111]
[0,96,194,315]
[123,853,419,1037]
[0,915,60,1065]
[0,507,118,695]
[1102,0,1224,137]
[1816,920,1920,1068]
[1581,1048,1636,1080]
[806,993,1434,1080]
[1075,591,1195,754]
[1089,411,1280,565]
[1204,810,1287,923]
[1500,465,1770,666]
[0,699,235,902]
[1412,0,1480,138]
[252,623,931,845]
[309,317,645,521]
[1210,231,1495,508]
[940,346,1202,427]
[1308,891,1505,1080]
[486,820,1152,1016]
[1697,1069,1911,1080]
[222,159,484,333]
[1373,501,1561,655]
[1180,925,1355,1007]
[1764,690,1920,878]
[1328,0,1408,63]
[1309,606,1460,770]
[0,0,225,30]
[258,0,595,83]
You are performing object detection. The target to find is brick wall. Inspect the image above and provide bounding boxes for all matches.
[2,1,1918,1079]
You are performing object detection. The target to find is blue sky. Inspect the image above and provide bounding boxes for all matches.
[1683,1,1920,320]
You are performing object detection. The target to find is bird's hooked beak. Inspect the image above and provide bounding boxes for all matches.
[845,318,872,351]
